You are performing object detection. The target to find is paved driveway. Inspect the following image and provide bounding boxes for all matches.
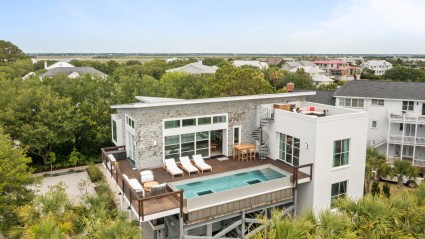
[34,168,96,202]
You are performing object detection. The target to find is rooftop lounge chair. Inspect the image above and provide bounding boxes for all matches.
[122,174,145,196]
[180,156,199,175]
[192,155,212,173]
[164,158,184,178]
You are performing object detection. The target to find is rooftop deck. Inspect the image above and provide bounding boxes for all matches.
[102,146,312,223]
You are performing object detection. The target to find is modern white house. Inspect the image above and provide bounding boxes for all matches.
[360,60,393,75]
[233,60,269,70]
[334,80,425,167]
[281,60,316,71]
[103,91,367,238]
[45,61,75,70]
[166,61,218,74]
[288,66,334,87]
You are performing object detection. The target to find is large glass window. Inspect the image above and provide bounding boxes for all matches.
[333,139,350,167]
[182,118,196,127]
[331,181,347,205]
[198,117,211,125]
[181,133,195,157]
[165,135,180,161]
[279,133,300,166]
[165,120,180,129]
[196,131,209,158]
[213,115,227,124]
[405,124,415,136]
[126,116,135,129]
[402,101,414,111]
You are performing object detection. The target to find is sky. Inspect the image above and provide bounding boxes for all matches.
[0,0,424,54]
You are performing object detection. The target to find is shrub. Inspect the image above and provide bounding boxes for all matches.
[383,183,391,198]
[87,164,103,182]
[371,181,381,196]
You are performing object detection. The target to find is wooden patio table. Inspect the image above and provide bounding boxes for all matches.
[233,143,256,161]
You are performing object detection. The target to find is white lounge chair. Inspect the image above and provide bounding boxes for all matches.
[164,158,184,178]
[180,156,199,175]
[140,170,154,183]
[122,174,145,196]
[192,155,212,173]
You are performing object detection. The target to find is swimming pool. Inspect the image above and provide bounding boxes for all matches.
[175,168,285,198]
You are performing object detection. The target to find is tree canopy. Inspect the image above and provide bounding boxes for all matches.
[384,66,425,82]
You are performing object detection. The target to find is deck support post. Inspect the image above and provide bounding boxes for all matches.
[241,211,246,239]
[179,213,184,239]
[293,188,298,216]
[206,223,213,237]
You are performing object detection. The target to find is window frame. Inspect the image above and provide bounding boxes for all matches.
[371,99,384,106]
[402,101,414,111]
[333,139,350,167]
[279,133,300,166]
[371,120,377,128]
[331,181,348,205]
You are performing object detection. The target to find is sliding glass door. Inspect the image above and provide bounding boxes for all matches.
[164,131,210,161]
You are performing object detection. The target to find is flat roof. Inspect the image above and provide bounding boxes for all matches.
[112,92,316,109]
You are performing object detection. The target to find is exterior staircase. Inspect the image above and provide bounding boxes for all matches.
[251,107,274,161]
[370,132,387,148]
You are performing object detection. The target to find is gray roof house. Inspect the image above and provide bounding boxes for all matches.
[40,67,107,79]
[334,80,425,101]
[166,62,218,74]
[282,61,316,71]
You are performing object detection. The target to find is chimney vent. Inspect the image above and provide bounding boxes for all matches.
[286,82,295,92]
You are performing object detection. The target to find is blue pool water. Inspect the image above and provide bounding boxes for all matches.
[175,168,285,198]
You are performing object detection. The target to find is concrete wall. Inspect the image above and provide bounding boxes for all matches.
[264,105,368,213]
[116,96,306,169]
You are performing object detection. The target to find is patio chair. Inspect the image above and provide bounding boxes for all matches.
[164,158,184,178]
[122,174,145,196]
[180,156,199,175]
[151,183,167,196]
[140,170,154,183]
[192,154,212,173]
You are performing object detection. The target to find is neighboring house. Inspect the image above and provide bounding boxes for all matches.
[338,57,364,66]
[46,61,75,70]
[288,66,334,86]
[103,92,367,238]
[233,60,269,69]
[22,71,35,80]
[360,60,393,75]
[166,61,218,74]
[313,60,361,81]
[265,57,283,66]
[281,60,316,71]
[166,58,180,63]
[334,80,425,167]
[39,67,107,79]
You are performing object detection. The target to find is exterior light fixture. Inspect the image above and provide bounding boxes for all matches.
[305,143,309,149]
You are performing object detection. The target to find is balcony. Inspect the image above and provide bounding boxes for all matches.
[388,135,425,146]
[101,146,312,224]
[389,113,425,124]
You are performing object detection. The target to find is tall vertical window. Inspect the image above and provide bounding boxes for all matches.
[279,133,300,166]
[112,120,117,142]
[333,139,350,167]
[233,126,241,145]
[371,121,377,128]
[126,116,135,129]
[331,181,347,205]
[404,124,415,136]
[402,101,414,111]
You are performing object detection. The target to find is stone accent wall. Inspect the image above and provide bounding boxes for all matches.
[117,96,306,169]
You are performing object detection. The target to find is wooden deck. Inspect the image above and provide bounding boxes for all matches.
[118,156,311,186]
[102,146,312,222]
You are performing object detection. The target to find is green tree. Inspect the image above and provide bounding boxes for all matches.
[69,147,80,167]
[391,160,417,188]
[277,69,314,90]
[115,75,160,103]
[0,85,79,164]
[159,72,210,99]
[202,58,227,67]
[209,65,273,97]
[384,66,425,82]
[382,183,391,198]
[0,128,37,233]
[0,40,29,64]
[371,181,380,196]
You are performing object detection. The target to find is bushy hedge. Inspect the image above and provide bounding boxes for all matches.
[87,164,104,182]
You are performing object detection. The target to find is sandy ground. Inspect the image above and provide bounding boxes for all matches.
[33,166,96,203]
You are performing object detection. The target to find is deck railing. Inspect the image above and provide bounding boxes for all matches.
[292,163,313,186]
[101,146,183,221]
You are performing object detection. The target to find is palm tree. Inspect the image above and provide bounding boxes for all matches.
[364,147,388,194]
[9,183,78,239]
[269,68,284,91]
[391,160,417,188]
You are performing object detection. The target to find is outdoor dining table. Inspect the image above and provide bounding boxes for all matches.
[233,143,256,161]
